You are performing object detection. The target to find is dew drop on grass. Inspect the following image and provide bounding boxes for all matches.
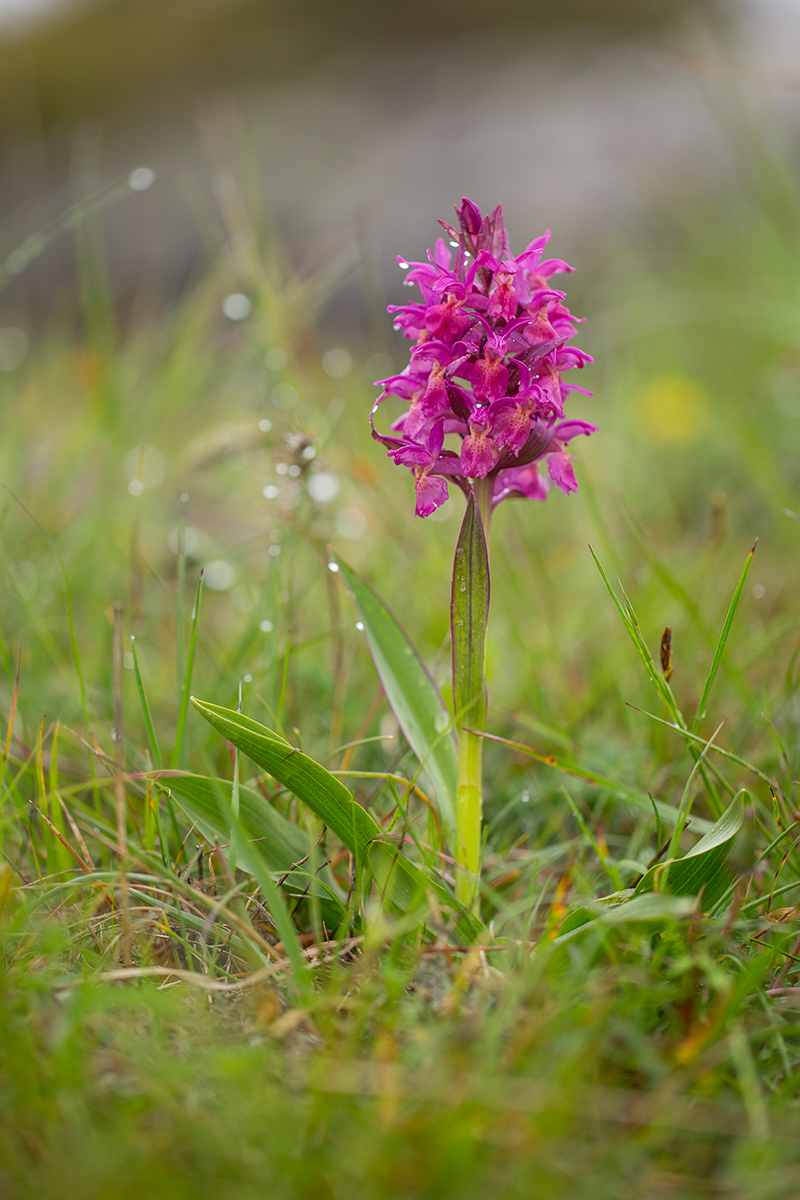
[327,562,340,573]
[259,620,274,633]
[355,621,364,632]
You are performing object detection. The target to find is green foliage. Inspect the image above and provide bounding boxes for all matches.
[2,125,800,1195]
[633,787,747,909]
[191,698,483,944]
[332,552,458,849]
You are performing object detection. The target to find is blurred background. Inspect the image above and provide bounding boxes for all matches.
[0,0,799,822]
[0,0,797,329]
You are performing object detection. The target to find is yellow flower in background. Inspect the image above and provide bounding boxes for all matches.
[638,374,707,443]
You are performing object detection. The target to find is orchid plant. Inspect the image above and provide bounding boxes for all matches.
[188,198,596,943]
[371,197,596,907]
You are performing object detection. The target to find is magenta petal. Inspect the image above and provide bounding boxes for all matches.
[491,403,533,456]
[414,473,449,518]
[472,355,509,403]
[458,197,483,236]
[494,462,549,504]
[553,419,598,442]
[461,429,500,478]
[547,448,578,494]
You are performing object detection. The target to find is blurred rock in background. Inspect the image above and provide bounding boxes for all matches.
[0,0,796,337]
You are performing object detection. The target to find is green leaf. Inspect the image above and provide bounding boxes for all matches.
[634,789,747,910]
[331,553,458,850]
[166,773,301,867]
[599,893,698,924]
[554,894,697,945]
[165,772,345,918]
[451,492,489,730]
[211,778,311,998]
[190,699,485,945]
[555,793,746,943]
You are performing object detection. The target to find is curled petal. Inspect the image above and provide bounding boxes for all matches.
[457,197,483,237]
[414,471,449,518]
[553,419,599,443]
[493,462,550,505]
[547,446,578,495]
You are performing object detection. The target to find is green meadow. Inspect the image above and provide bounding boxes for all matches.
[2,123,800,1199]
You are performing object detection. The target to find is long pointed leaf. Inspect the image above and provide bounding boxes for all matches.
[191,699,484,944]
[165,772,304,871]
[166,773,344,919]
[451,492,489,729]
[331,553,458,848]
[634,789,746,909]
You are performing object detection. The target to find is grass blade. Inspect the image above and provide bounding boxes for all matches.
[692,541,757,733]
[473,729,713,833]
[172,569,204,768]
[627,702,777,791]
[0,171,152,295]
[211,782,310,1000]
[589,545,685,727]
[130,636,163,770]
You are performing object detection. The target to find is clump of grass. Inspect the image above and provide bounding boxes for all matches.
[2,147,800,1197]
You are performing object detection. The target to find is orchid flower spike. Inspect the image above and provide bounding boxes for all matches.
[375,198,596,517]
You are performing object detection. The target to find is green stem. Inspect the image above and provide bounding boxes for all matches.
[455,724,484,908]
[451,485,492,911]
